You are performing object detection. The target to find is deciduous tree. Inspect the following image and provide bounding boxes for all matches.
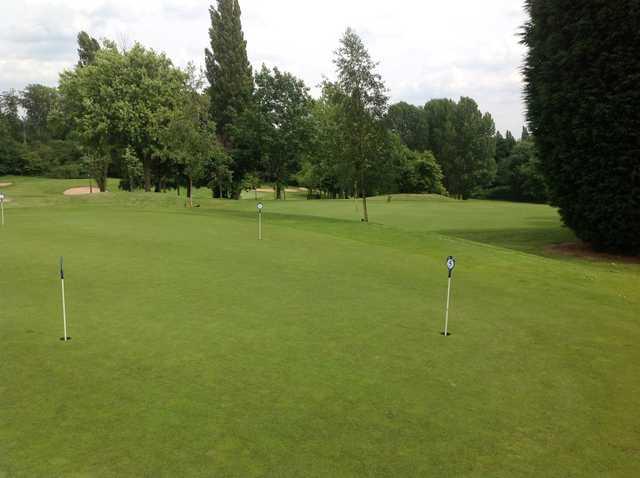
[333,28,389,222]
[20,84,59,142]
[59,43,185,191]
[253,65,314,199]
[424,97,496,198]
[385,102,430,151]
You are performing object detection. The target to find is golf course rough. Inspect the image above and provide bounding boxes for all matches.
[1,176,638,477]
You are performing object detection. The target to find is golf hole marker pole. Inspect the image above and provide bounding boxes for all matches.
[0,193,5,226]
[60,257,70,341]
[257,202,264,240]
[443,256,456,337]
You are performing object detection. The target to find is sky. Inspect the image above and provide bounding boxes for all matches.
[0,0,529,135]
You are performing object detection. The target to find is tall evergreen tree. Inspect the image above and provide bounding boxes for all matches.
[520,126,530,141]
[523,1,640,253]
[204,0,253,147]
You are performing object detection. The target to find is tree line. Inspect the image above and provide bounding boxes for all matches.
[0,0,543,216]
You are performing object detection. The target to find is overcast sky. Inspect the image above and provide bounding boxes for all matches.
[0,0,529,134]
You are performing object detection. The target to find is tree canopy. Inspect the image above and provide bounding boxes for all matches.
[252,65,314,199]
[332,28,389,221]
[0,1,579,233]
[59,43,188,191]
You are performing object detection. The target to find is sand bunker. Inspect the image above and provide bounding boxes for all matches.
[0,182,12,187]
[64,187,105,196]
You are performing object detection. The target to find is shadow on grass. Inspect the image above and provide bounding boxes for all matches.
[441,227,576,256]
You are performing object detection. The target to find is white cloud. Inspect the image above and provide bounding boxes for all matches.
[0,0,528,134]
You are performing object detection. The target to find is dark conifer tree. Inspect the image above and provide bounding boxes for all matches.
[205,0,253,146]
[523,1,640,253]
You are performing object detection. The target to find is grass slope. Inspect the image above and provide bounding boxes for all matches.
[1,177,638,477]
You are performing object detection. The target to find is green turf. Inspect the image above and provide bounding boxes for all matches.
[1,177,638,477]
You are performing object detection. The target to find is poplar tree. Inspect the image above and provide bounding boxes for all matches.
[204,0,253,147]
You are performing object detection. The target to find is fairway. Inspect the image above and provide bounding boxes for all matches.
[1,177,639,477]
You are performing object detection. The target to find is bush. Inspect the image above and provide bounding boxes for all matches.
[0,136,26,175]
[48,163,86,179]
[398,149,446,195]
[488,139,548,203]
[8,140,84,177]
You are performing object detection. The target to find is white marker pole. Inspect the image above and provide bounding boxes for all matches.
[60,257,69,341]
[443,256,456,337]
[0,193,5,226]
[444,276,452,336]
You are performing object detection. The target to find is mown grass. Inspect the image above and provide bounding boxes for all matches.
[1,176,638,477]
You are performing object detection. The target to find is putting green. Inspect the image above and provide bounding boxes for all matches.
[1,177,638,477]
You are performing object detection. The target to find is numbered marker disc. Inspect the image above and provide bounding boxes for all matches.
[0,193,4,202]
[257,202,264,211]
[446,256,456,272]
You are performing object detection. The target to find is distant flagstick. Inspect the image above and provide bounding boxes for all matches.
[257,202,264,240]
[0,192,5,226]
[60,257,70,341]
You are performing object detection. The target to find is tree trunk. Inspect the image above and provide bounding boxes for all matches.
[187,176,193,208]
[98,161,108,192]
[143,159,152,192]
[361,173,368,223]
[219,182,223,199]
[176,178,180,196]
